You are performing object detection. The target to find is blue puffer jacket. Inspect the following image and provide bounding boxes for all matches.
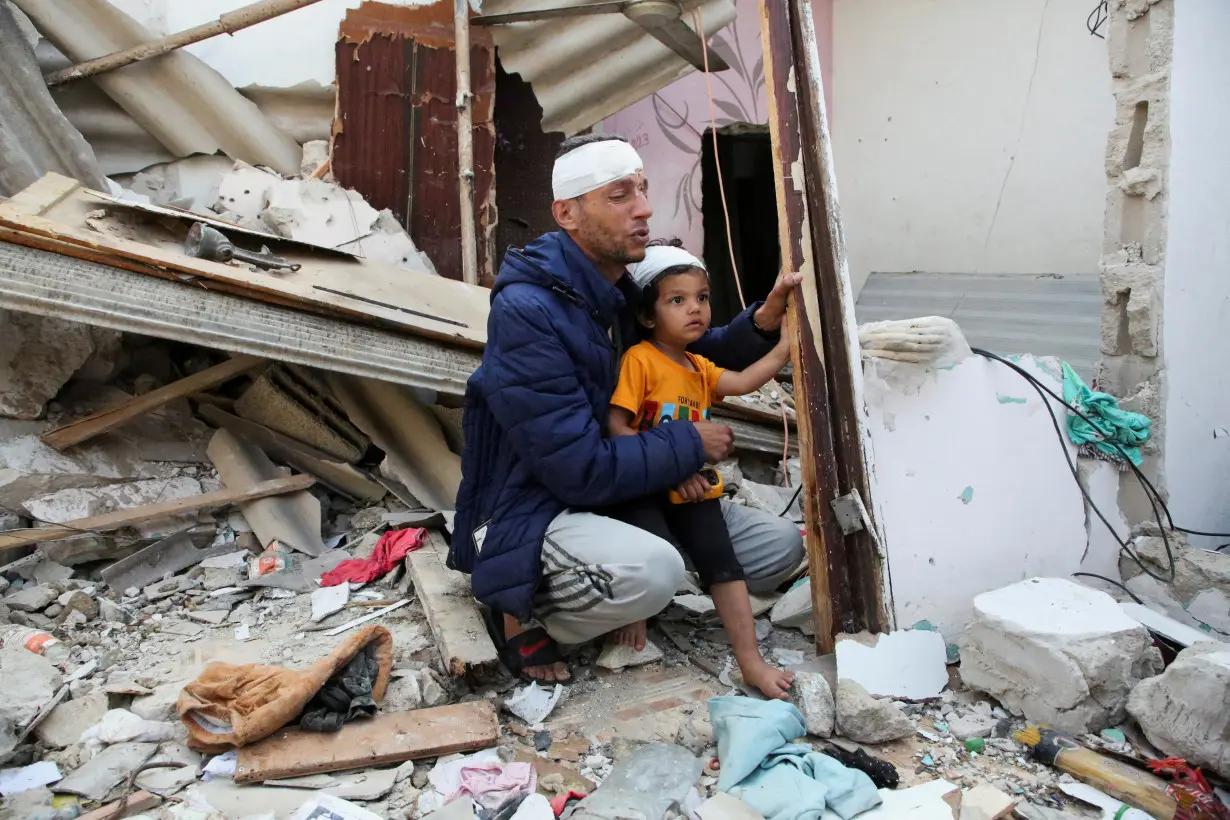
[451,231,775,621]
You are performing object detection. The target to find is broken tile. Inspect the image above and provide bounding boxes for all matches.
[311,582,349,623]
[186,609,229,626]
[55,741,156,801]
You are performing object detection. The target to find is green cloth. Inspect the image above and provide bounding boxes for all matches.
[1061,362,1151,466]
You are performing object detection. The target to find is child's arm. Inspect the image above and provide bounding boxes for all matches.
[714,329,790,398]
[608,406,638,437]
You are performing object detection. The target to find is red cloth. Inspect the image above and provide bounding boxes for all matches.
[548,791,587,817]
[320,527,426,586]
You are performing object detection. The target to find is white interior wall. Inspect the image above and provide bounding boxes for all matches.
[866,355,1092,637]
[831,0,1113,295]
[1161,0,1230,549]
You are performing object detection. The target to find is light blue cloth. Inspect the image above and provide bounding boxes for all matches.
[709,697,882,820]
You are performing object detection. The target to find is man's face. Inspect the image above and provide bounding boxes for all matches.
[556,172,653,266]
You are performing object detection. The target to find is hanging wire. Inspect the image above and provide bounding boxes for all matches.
[1087,0,1109,38]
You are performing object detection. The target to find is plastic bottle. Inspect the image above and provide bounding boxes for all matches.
[0,623,70,663]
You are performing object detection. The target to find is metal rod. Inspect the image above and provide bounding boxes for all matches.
[455,0,479,286]
[43,0,327,86]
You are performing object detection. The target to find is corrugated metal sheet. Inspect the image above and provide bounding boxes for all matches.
[0,240,791,456]
[483,0,736,135]
[13,0,301,177]
[855,272,1102,380]
[334,1,497,282]
[0,3,105,196]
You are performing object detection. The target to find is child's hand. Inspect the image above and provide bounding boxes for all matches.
[673,473,711,503]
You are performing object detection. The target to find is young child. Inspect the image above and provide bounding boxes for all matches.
[607,241,795,700]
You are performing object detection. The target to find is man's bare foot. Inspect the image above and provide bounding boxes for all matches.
[612,620,647,651]
[503,614,569,682]
[739,657,794,700]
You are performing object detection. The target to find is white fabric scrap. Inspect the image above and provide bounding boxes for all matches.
[503,682,564,725]
[202,749,238,781]
[551,140,642,201]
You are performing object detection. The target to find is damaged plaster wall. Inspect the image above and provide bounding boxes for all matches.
[831,0,1113,295]
[865,355,1091,637]
[1158,0,1230,548]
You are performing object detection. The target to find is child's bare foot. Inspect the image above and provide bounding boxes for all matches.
[740,657,794,700]
[612,620,647,651]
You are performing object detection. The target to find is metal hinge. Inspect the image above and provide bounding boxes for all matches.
[831,492,864,535]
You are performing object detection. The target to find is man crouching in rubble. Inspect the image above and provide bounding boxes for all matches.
[450,134,804,699]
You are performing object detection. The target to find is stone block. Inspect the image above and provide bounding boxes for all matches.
[960,578,1161,733]
[0,309,96,420]
[0,646,64,726]
[36,692,108,748]
[834,679,913,744]
[789,671,834,738]
[5,584,58,612]
[1128,642,1230,778]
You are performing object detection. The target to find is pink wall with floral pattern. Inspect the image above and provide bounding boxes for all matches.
[601,0,833,253]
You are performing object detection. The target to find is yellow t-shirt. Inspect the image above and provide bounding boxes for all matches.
[611,341,726,432]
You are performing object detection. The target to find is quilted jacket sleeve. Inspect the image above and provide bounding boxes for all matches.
[690,301,777,371]
[483,290,705,506]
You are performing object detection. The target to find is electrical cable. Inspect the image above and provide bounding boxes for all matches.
[780,483,803,518]
[1087,1,1109,38]
[1072,571,1144,604]
[692,6,793,487]
[974,348,1230,589]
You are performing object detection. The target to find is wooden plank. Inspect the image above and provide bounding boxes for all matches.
[206,429,326,556]
[0,173,80,217]
[406,531,498,676]
[41,355,265,450]
[0,475,314,550]
[233,701,499,783]
[0,175,490,348]
[759,0,846,652]
[77,790,161,820]
[782,0,887,634]
[197,405,386,501]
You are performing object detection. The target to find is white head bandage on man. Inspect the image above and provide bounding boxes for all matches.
[552,140,645,201]
[627,245,706,290]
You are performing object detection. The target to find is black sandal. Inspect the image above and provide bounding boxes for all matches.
[483,608,572,682]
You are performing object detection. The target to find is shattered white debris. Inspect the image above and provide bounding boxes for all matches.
[504,682,565,725]
[960,578,1161,733]
[836,629,948,700]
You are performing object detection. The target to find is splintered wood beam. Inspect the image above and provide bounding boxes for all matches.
[41,355,265,451]
[759,0,887,650]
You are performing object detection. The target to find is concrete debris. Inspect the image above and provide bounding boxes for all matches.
[1123,532,1230,603]
[597,640,665,671]
[4,583,58,612]
[789,671,835,737]
[835,679,914,744]
[0,645,63,727]
[947,713,998,742]
[0,309,96,420]
[1127,642,1230,778]
[960,578,1161,733]
[35,692,107,748]
[130,681,188,723]
[54,741,156,801]
[24,476,204,540]
[959,783,1015,820]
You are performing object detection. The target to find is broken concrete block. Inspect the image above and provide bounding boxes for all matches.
[0,646,64,726]
[55,590,98,621]
[0,309,96,420]
[770,580,814,636]
[1127,642,1230,778]
[4,584,58,613]
[35,693,108,748]
[959,784,1015,820]
[130,682,187,723]
[1185,589,1230,635]
[98,598,133,624]
[597,641,664,672]
[959,578,1160,733]
[947,713,997,742]
[788,671,834,737]
[834,679,913,744]
[144,577,200,601]
[300,139,329,177]
[836,629,948,700]
[1123,534,1230,603]
[54,741,156,801]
